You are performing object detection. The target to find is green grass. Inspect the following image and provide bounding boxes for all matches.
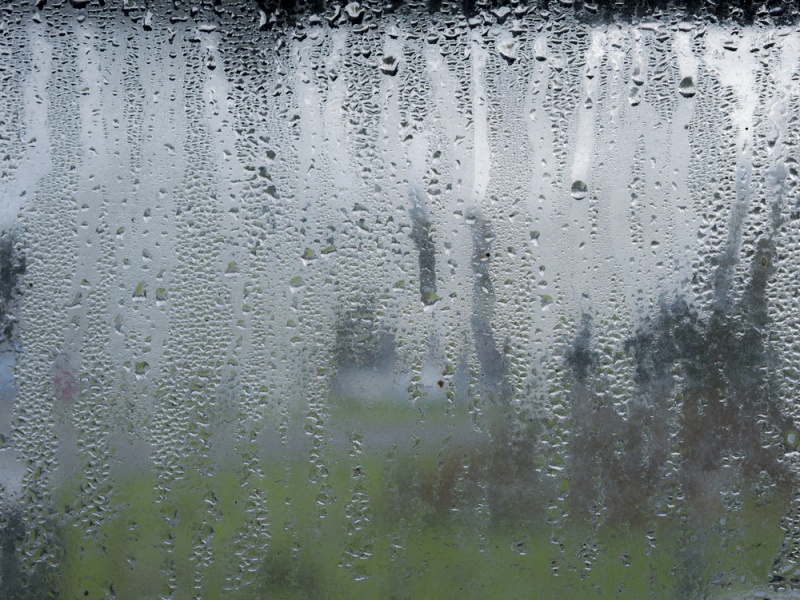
[44,397,791,599]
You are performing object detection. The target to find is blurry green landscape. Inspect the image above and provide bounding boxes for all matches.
[43,396,790,600]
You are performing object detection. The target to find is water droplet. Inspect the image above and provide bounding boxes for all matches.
[344,2,365,23]
[492,6,511,23]
[722,39,738,52]
[421,289,440,305]
[571,181,588,200]
[498,39,518,64]
[786,430,800,448]
[631,66,645,86]
[628,87,640,106]
[678,76,696,98]
[379,55,398,76]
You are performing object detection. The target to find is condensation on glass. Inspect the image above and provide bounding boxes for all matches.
[0,0,799,597]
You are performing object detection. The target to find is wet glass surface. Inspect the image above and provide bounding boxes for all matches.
[1,0,800,597]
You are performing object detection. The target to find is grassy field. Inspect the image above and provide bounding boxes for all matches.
[34,396,791,600]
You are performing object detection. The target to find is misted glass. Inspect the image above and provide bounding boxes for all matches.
[1,0,799,598]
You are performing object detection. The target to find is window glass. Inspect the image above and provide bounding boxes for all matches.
[1,1,799,597]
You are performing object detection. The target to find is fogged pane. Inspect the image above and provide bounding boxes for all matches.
[1,0,800,597]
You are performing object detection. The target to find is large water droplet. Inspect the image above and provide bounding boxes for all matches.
[498,40,518,64]
[786,430,800,448]
[571,181,588,200]
[628,87,641,106]
[345,2,365,23]
[631,66,645,86]
[379,55,398,76]
[492,6,511,24]
[678,76,696,98]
